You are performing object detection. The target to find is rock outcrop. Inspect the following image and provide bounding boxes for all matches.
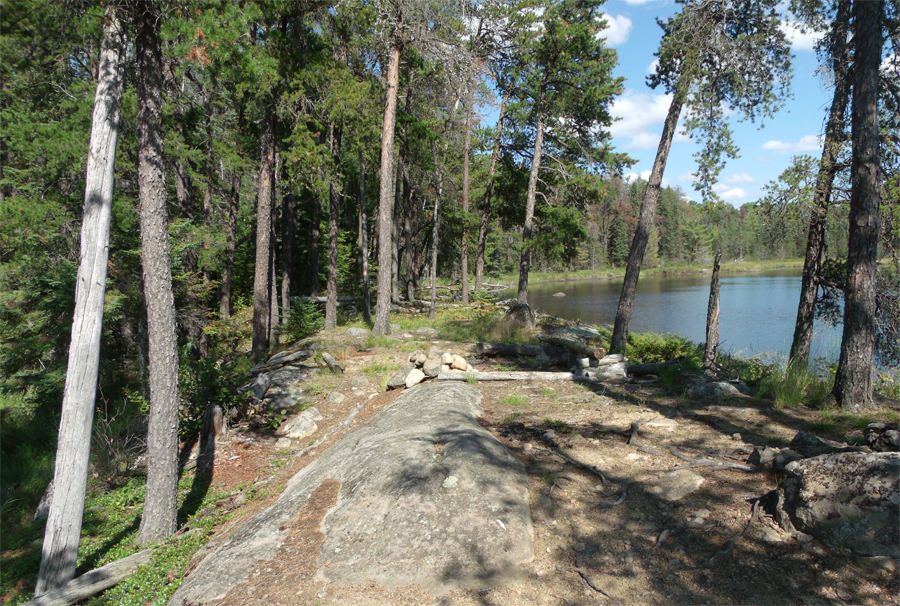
[168,382,533,604]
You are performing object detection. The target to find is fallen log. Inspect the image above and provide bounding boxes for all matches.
[438,370,597,382]
[24,549,154,606]
[626,360,680,377]
[537,336,604,359]
[321,351,344,374]
[475,342,543,357]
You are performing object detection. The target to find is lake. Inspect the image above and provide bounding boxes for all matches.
[506,269,842,366]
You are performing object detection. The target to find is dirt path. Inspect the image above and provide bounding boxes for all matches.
[183,336,899,606]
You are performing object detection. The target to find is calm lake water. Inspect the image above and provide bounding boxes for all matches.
[506,269,843,365]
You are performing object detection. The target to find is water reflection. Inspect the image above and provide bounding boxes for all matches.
[506,269,842,366]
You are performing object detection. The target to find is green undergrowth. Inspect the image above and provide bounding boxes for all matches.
[0,466,268,606]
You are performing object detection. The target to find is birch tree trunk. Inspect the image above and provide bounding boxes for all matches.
[373,30,402,335]
[251,116,275,359]
[475,91,507,292]
[35,7,125,595]
[134,0,180,546]
[789,0,851,367]
[430,150,443,320]
[358,153,371,322]
[833,0,883,410]
[610,91,684,353]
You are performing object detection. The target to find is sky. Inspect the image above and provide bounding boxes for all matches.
[597,0,831,206]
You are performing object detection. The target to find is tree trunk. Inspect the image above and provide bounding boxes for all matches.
[35,8,125,595]
[610,91,684,353]
[268,211,278,345]
[475,91,507,292]
[703,249,722,373]
[391,159,402,304]
[134,0,179,547]
[517,102,545,305]
[372,34,402,335]
[281,193,296,325]
[789,0,852,367]
[325,124,341,329]
[430,151,442,320]
[358,153,371,322]
[833,0,883,411]
[251,115,275,360]
[308,192,320,296]
[219,171,240,319]
[404,174,415,303]
[460,73,476,304]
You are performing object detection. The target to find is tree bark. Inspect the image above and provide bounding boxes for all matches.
[460,72,476,304]
[391,158,403,304]
[358,152,371,322]
[610,91,684,353]
[475,91,507,292]
[430,150,443,320]
[134,0,179,547]
[308,191,320,296]
[833,0,883,411]
[281,193,296,325]
[373,28,403,336]
[703,249,722,373]
[29,549,154,606]
[325,124,341,329]
[251,115,275,360]
[219,171,240,319]
[517,96,546,305]
[35,7,124,595]
[268,208,278,346]
[789,0,851,367]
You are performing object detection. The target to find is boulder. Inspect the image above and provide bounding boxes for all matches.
[427,345,445,358]
[416,326,439,338]
[387,364,417,390]
[168,383,533,604]
[865,422,899,452]
[282,414,317,440]
[408,350,426,363]
[451,354,468,371]
[648,469,704,502]
[441,352,454,365]
[326,391,346,404]
[552,292,565,297]
[596,353,624,366]
[422,357,442,378]
[774,451,899,558]
[405,368,426,388]
[686,378,746,400]
[789,431,860,458]
[238,373,271,400]
[345,327,370,338]
[502,303,535,333]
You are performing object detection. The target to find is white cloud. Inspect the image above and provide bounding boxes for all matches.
[762,135,822,154]
[597,13,632,46]
[610,92,671,138]
[646,58,659,76]
[779,21,822,52]
[622,0,659,4]
[713,184,748,201]
[678,172,696,182]
[627,132,661,150]
[722,173,755,185]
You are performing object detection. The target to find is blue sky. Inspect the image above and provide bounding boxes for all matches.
[598,0,830,206]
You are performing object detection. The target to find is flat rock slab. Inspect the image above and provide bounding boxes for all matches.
[169,382,533,605]
[648,469,705,502]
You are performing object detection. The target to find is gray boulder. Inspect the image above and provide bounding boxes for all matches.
[405,368,426,388]
[648,469,704,502]
[387,364,417,390]
[345,327,370,338]
[422,356,442,378]
[415,326,439,338]
[168,382,533,604]
[775,451,899,558]
[281,406,322,439]
[502,303,535,333]
[865,422,899,452]
[687,378,747,400]
[237,373,271,400]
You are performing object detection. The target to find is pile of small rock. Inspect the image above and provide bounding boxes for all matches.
[387,346,475,389]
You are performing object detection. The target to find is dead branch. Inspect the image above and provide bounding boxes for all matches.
[703,500,761,565]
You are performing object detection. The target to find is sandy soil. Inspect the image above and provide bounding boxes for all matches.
[187,332,899,606]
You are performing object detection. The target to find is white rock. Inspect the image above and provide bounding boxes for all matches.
[405,368,426,388]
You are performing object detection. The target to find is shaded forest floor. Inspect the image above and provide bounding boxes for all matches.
[2,310,898,606]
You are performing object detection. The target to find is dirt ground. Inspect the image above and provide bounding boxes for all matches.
[190,333,899,606]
